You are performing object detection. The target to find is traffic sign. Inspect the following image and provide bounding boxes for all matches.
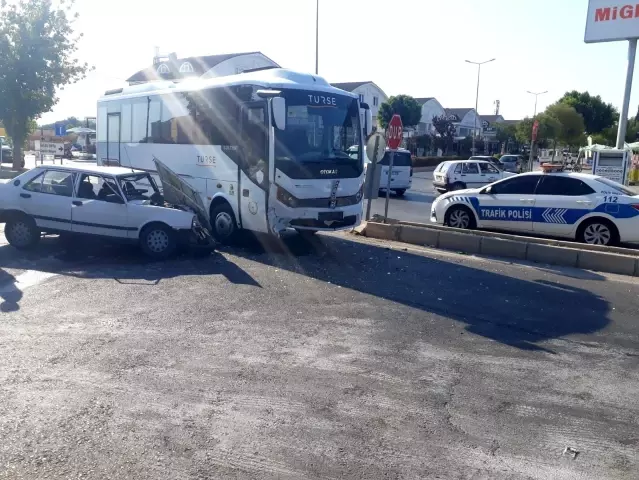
[387,114,403,150]
[366,132,386,163]
[532,120,539,142]
[55,123,66,137]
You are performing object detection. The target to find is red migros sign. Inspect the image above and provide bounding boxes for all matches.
[585,1,639,43]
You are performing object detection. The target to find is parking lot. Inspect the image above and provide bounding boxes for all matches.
[0,227,637,479]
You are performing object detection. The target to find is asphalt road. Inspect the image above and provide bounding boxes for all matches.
[0,230,637,479]
[368,169,436,224]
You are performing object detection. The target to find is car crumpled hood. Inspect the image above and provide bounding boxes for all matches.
[152,156,212,232]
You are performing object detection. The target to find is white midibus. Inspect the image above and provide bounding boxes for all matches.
[96,68,372,242]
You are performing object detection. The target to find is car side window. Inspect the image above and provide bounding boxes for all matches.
[24,170,74,197]
[462,162,479,175]
[23,172,45,192]
[453,163,462,174]
[535,176,596,196]
[479,162,498,174]
[491,175,541,195]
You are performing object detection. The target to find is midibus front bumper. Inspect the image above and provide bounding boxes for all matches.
[269,202,363,233]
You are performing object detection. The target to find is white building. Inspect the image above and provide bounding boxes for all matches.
[415,98,446,135]
[445,108,484,139]
[331,81,388,127]
[126,51,280,85]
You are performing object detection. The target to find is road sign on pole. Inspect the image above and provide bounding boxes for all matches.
[384,114,403,223]
[532,120,539,142]
[55,123,66,137]
[364,132,387,220]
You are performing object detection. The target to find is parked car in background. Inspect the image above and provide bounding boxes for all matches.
[378,148,413,196]
[469,155,503,170]
[499,154,525,173]
[1,145,13,164]
[433,160,515,193]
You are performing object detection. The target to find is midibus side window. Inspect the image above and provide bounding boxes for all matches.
[242,105,268,186]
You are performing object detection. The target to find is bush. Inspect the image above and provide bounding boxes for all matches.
[412,156,467,168]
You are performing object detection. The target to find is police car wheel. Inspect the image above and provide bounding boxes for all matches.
[445,206,475,230]
[578,219,619,246]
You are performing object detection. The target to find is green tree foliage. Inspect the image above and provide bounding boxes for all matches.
[545,103,586,147]
[495,122,516,144]
[558,90,617,134]
[0,0,91,168]
[378,95,422,129]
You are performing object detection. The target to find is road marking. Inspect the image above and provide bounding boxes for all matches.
[0,270,58,294]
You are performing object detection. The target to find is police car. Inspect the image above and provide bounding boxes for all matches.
[430,165,639,246]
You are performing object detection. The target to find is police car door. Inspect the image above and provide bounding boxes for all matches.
[532,175,596,237]
[477,174,542,232]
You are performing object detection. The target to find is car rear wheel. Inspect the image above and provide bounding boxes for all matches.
[394,189,406,196]
[5,215,40,250]
[445,206,475,230]
[449,182,466,191]
[577,219,619,246]
[140,223,177,259]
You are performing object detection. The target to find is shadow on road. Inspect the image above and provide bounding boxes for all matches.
[0,231,611,351]
[0,268,22,312]
[223,232,611,352]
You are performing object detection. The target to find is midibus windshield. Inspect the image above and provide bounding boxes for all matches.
[274,90,362,176]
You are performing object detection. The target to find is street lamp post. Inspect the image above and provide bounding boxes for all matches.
[315,0,319,74]
[465,58,495,155]
[526,90,548,169]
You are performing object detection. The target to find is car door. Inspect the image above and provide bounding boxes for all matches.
[532,175,597,237]
[71,174,129,238]
[478,162,500,185]
[19,169,75,232]
[475,174,542,232]
[460,162,483,188]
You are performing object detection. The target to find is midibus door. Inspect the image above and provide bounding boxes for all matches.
[106,113,121,166]
[238,103,270,234]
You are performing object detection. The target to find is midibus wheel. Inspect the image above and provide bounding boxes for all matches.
[211,203,238,244]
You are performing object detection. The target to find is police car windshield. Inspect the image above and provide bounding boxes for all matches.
[595,177,636,196]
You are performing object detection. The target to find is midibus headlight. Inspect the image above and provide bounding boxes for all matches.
[276,186,298,208]
[355,184,364,202]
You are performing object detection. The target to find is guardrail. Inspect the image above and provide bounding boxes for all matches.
[362,220,639,277]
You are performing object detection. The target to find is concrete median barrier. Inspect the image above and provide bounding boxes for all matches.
[361,220,639,277]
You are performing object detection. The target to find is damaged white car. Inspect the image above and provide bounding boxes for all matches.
[0,160,212,259]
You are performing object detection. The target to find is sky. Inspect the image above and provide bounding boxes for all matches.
[39,0,638,124]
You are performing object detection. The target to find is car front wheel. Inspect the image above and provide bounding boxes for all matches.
[5,215,40,250]
[140,223,177,259]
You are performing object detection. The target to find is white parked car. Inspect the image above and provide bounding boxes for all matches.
[0,160,212,258]
[433,160,515,193]
[430,169,639,246]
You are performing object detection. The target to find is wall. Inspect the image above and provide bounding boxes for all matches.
[203,53,279,78]
[456,110,482,138]
[350,83,388,127]
[417,99,446,135]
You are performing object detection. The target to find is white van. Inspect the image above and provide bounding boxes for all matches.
[378,148,413,196]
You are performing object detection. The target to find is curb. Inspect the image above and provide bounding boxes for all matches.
[361,221,639,277]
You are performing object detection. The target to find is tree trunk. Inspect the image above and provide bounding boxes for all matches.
[12,140,25,170]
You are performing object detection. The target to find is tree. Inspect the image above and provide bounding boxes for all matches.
[432,115,456,154]
[0,0,91,169]
[378,95,422,130]
[558,90,617,134]
[545,103,586,147]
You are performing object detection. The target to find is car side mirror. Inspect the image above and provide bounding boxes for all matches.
[483,186,492,194]
[271,97,286,131]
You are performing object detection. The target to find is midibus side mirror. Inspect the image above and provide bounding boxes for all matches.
[365,109,373,137]
[272,97,286,130]
[360,102,373,137]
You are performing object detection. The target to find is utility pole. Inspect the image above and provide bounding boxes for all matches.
[465,58,495,155]
[315,0,319,74]
[526,90,548,169]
